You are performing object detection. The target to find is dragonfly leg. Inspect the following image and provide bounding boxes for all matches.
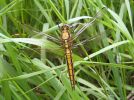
[70,23,84,29]
[58,24,61,29]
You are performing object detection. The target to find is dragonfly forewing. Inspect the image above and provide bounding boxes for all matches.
[21,23,61,44]
[73,7,106,40]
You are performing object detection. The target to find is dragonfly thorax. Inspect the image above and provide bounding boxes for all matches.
[61,25,71,40]
[62,32,70,40]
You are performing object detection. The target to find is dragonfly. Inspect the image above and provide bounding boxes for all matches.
[21,7,106,90]
[59,15,102,90]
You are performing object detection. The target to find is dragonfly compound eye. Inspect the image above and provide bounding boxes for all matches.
[61,24,69,30]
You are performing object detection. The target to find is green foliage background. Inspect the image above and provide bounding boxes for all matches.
[0,0,134,100]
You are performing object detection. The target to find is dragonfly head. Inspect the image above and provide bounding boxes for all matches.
[61,24,70,31]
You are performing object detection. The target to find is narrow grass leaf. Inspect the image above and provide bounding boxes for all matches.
[64,0,69,19]
[107,8,133,41]
[34,0,53,26]
[77,77,107,99]
[84,40,130,60]
[48,0,66,23]
[125,0,133,33]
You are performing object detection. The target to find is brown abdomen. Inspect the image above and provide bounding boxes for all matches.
[64,43,75,89]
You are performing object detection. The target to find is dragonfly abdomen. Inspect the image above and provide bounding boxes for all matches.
[64,40,75,89]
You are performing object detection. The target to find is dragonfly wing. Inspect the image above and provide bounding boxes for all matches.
[32,31,61,43]
[37,32,61,43]
[21,24,61,43]
[20,40,64,56]
[73,7,106,40]
[72,32,103,48]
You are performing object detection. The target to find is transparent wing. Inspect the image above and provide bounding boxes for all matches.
[19,39,64,57]
[32,30,61,43]
[20,24,61,43]
[73,33,102,48]
[73,7,106,40]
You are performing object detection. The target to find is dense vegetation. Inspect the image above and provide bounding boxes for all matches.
[0,0,133,100]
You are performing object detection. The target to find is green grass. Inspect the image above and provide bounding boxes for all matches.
[0,0,134,100]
